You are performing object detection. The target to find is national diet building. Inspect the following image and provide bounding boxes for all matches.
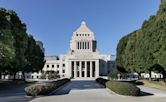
[39,21,115,79]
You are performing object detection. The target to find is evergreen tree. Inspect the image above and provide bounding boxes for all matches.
[116,0,166,79]
[0,8,45,79]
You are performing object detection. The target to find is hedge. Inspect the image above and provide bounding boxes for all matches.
[25,78,70,96]
[106,81,140,96]
[96,78,108,87]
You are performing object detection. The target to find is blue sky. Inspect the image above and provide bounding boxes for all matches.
[0,0,160,56]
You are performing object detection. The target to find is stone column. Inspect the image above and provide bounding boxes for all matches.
[86,42,89,50]
[82,42,84,49]
[90,42,92,52]
[79,61,82,78]
[74,61,77,78]
[95,60,99,78]
[90,61,92,78]
[68,61,71,78]
[85,61,87,78]
[76,41,78,50]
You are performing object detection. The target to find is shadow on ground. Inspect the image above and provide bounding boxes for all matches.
[52,80,104,95]
[0,83,33,102]
[139,91,154,96]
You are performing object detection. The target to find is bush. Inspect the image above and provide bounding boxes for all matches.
[108,69,119,80]
[106,81,140,96]
[25,78,70,96]
[96,78,108,87]
[40,71,60,80]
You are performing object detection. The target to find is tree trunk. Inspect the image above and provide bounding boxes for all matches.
[162,71,166,81]
[13,72,16,80]
[149,71,152,81]
[22,72,25,81]
[138,73,141,80]
[0,72,1,79]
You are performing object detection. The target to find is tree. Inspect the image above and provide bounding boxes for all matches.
[0,9,16,79]
[108,68,119,80]
[22,35,45,80]
[0,8,45,80]
[116,0,166,79]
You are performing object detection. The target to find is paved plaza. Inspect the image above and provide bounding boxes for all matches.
[31,80,166,102]
[0,84,33,102]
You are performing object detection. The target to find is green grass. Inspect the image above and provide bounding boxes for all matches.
[140,80,166,90]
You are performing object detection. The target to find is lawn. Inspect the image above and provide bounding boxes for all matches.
[140,80,166,90]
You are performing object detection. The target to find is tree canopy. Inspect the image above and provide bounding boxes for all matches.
[0,8,45,79]
[116,0,166,78]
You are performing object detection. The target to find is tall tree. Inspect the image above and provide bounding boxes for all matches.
[0,9,16,78]
[116,0,166,79]
[0,8,45,79]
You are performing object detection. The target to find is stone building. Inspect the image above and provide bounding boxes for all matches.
[41,21,114,79]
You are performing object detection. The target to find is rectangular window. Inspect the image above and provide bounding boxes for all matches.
[57,65,59,68]
[52,65,54,68]
[47,65,49,68]
[77,42,79,49]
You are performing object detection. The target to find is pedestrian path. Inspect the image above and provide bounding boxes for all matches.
[31,80,166,102]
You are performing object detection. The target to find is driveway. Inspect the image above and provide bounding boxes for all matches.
[31,80,166,102]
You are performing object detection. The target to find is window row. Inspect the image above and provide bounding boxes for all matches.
[76,34,90,37]
[77,41,90,50]
[46,64,65,68]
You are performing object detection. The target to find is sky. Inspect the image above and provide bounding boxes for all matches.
[0,0,160,56]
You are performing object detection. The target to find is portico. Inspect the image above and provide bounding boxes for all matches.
[70,60,99,78]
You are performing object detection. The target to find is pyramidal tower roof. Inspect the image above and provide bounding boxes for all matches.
[75,21,92,33]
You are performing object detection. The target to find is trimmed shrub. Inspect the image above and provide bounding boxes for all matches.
[106,81,140,96]
[96,78,108,87]
[25,78,70,96]
[40,71,60,80]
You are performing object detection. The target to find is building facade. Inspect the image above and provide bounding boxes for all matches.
[42,21,114,79]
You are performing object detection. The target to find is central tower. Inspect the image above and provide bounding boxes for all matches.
[70,21,97,53]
